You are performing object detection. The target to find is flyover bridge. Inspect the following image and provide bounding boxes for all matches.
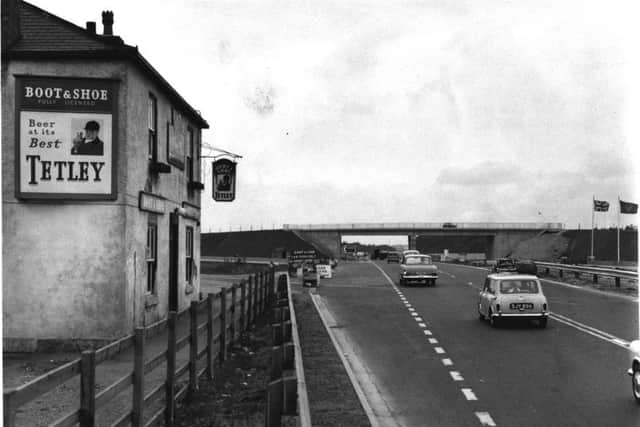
[283,222,565,259]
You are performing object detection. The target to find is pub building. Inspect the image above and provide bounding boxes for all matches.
[1,0,208,351]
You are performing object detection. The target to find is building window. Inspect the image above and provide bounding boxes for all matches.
[146,223,157,293]
[186,127,194,182]
[148,94,157,160]
[185,226,194,284]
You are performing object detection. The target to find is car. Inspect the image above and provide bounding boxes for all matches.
[402,250,420,258]
[302,262,319,287]
[477,273,548,328]
[387,251,401,263]
[515,259,537,275]
[399,254,438,286]
[493,258,517,273]
[628,340,640,403]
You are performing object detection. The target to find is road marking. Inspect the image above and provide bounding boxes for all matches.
[408,308,415,312]
[415,317,423,322]
[418,323,427,328]
[476,412,496,426]
[423,330,432,335]
[450,371,464,381]
[411,312,418,317]
[434,347,445,354]
[549,312,630,349]
[461,389,477,401]
[442,358,453,366]
[428,338,438,344]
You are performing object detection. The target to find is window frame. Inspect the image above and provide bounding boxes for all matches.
[148,93,158,161]
[185,225,194,284]
[146,222,158,294]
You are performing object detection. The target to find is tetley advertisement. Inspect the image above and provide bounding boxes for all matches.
[15,76,118,199]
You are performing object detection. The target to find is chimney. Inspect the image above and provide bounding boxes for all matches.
[86,21,96,34]
[101,10,113,36]
[1,0,21,50]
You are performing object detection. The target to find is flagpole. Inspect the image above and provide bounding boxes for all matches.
[617,195,620,264]
[591,195,594,260]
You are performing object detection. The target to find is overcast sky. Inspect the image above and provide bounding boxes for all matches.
[32,0,639,234]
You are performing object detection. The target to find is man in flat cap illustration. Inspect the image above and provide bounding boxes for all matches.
[71,120,104,156]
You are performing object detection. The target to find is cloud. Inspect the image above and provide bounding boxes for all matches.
[217,40,235,64]
[243,82,276,116]
[436,161,523,187]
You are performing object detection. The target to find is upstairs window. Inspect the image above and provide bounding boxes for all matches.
[148,94,157,160]
[186,127,194,182]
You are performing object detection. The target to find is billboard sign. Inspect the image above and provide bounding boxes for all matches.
[15,76,118,200]
[212,158,236,201]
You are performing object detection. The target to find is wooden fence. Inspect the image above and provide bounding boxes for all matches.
[3,268,277,427]
[265,273,311,427]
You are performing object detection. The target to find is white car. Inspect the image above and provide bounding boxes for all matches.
[402,250,420,258]
[628,340,640,403]
[478,273,548,328]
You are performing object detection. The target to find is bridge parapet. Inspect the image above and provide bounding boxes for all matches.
[284,222,564,231]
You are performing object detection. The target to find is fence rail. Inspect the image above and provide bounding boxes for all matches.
[535,262,638,287]
[3,268,277,427]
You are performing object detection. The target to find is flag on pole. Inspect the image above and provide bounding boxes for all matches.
[620,200,638,214]
[593,199,609,212]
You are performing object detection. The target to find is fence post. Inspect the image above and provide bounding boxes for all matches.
[230,284,237,348]
[247,275,253,327]
[132,328,145,427]
[165,312,177,427]
[219,288,227,364]
[593,274,598,284]
[253,274,259,323]
[259,272,265,314]
[615,276,621,287]
[207,294,215,380]
[240,280,247,332]
[559,269,563,279]
[189,301,198,394]
[266,379,284,427]
[80,350,96,427]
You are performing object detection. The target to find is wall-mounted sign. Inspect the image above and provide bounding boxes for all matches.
[316,264,332,278]
[212,158,236,202]
[288,250,317,263]
[15,76,118,200]
[181,201,201,221]
[139,191,166,214]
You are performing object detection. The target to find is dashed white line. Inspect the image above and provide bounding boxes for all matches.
[415,317,423,322]
[461,389,477,401]
[434,347,445,354]
[442,358,453,366]
[449,371,464,381]
[418,323,427,328]
[428,338,438,344]
[408,308,415,312]
[476,412,496,426]
[423,330,432,336]
[411,312,418,317]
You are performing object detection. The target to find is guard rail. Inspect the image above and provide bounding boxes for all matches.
[535,262,637,287]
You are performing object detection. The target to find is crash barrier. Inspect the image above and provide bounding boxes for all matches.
[3,268,277,427]
[535,262,638,288]
[266,274,311,427]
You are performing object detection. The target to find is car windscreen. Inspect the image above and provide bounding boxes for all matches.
[405,256,431,265]
[499,280,539,294]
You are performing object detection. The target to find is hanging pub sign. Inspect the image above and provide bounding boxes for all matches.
[212,158,236,202]
[14,76,118,200]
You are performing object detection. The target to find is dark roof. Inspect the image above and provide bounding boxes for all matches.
[3,1,209,129]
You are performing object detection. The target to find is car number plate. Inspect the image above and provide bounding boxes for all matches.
[510,303,533,310]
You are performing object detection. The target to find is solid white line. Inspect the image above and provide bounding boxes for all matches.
[428,338,438,344]
[476,412,496,426]
[442,358,453,366]
[450,371,464,381]
[418,323,427,328]
[423,330,432,335]
[549,312,630,349]
[434,347,445,354]
[461,388,477,401]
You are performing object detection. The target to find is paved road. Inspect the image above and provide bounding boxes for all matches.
[316,261,639,426]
